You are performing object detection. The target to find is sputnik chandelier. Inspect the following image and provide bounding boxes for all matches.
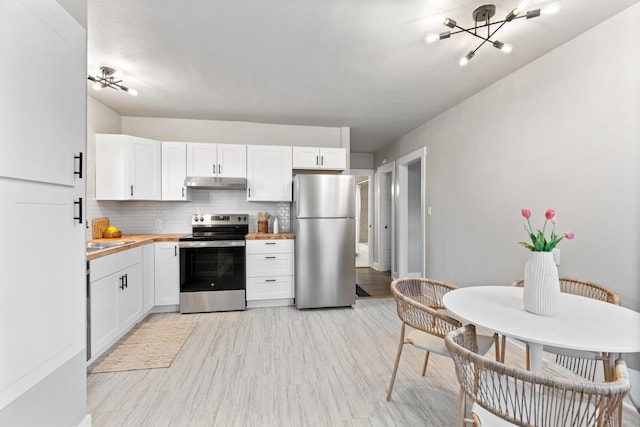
[425,1,561,66]
[87,66,138,96]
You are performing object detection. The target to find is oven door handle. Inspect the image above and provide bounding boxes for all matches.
[179,240,246,248]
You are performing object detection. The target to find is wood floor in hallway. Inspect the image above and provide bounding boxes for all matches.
[355,268,392,298]
[86,299,640,426]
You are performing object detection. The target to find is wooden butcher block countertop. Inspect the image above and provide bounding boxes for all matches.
[86,234,186,260]
[245,233,295,240]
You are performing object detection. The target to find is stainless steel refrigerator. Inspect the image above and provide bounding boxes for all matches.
[293,174,356,309]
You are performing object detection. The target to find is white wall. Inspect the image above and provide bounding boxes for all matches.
[87,96,122,198]
[121,116,346,147]
[375,4,640,313]
[350,153,374,170]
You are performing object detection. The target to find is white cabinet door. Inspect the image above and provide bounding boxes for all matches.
[142,243,155,313]
[96,134,161,200]
[155,242,180,305]
[292,147,346,170]
[292,147,321,169]
[186,142,217,177]
[247,145,292,201]
[90,273,119,358]
[162,141,190,201]
[130,137,162,199]
[217,143,246,177]
[319,148,346,170]
[117,263,143,332]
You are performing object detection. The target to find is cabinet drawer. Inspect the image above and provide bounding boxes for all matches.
[246,276,294,300]
[246,253,294,277]
[90,246,142,281]
[246,239,294,254]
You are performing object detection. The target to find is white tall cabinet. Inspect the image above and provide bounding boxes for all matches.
[0,0,87,424]
[162,141,191,201]
[96,134,162,200]
[186,143,247,178]
[247,145,293,201]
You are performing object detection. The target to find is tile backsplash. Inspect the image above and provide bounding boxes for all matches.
[86,190,290,239]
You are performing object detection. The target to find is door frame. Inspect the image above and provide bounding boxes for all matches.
[375,161,395,275]
[396,147,427,277]
[351,169,374,268]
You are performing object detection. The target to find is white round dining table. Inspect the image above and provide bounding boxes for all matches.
[442,286,640,374]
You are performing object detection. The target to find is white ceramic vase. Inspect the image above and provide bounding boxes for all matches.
[523,251,560,316]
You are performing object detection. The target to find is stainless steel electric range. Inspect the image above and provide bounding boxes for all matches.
[179,214,249,313]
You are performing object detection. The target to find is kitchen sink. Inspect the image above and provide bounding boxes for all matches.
[86,241,134,251]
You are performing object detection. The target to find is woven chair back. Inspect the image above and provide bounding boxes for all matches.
[446,325,630,427]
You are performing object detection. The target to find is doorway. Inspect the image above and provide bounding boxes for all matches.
[376,161,395,276]
[397,148,426,277]
[351,169,373,268]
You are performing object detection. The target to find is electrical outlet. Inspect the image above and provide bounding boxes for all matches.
[155,219,162,230]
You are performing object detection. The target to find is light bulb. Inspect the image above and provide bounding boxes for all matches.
[458,51,474,67]
[542,3,561,15]
[434,15,446,24]
[92,82,103,91]
[424,33,439,44]
[493,41,513,54]
[128,88,138,96]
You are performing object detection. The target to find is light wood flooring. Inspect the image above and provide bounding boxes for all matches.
[355,268,392,299]
[87,299,640,426]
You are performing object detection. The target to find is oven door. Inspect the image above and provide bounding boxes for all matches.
[180,241,245,293]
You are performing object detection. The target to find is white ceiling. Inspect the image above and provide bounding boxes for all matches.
[87,0,638,153]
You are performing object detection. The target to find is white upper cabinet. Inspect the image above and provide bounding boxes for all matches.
[96,134,161,200]
[186,143,246,178]
[162,141,191,201]
[218,144,247,177]
[292,147,346,171]
[247,145,292,202]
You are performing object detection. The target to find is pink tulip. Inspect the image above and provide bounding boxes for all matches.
[551,216,557,224]
[521,208,532,219]
[545,209,555,220]
[564,232,574,240]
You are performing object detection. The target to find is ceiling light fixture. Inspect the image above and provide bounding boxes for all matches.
[425,2,560,66]
[87,66,138,96]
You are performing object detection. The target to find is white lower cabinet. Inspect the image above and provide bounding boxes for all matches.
[246,239,295,307]
[154,242,180,306]
[89,247,143,361]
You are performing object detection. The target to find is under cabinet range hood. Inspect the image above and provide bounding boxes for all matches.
[184,176,247,190]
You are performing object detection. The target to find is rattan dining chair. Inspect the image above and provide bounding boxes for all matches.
[446,324,631,427]
[387,278,497,401]
[507,277,620,380]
